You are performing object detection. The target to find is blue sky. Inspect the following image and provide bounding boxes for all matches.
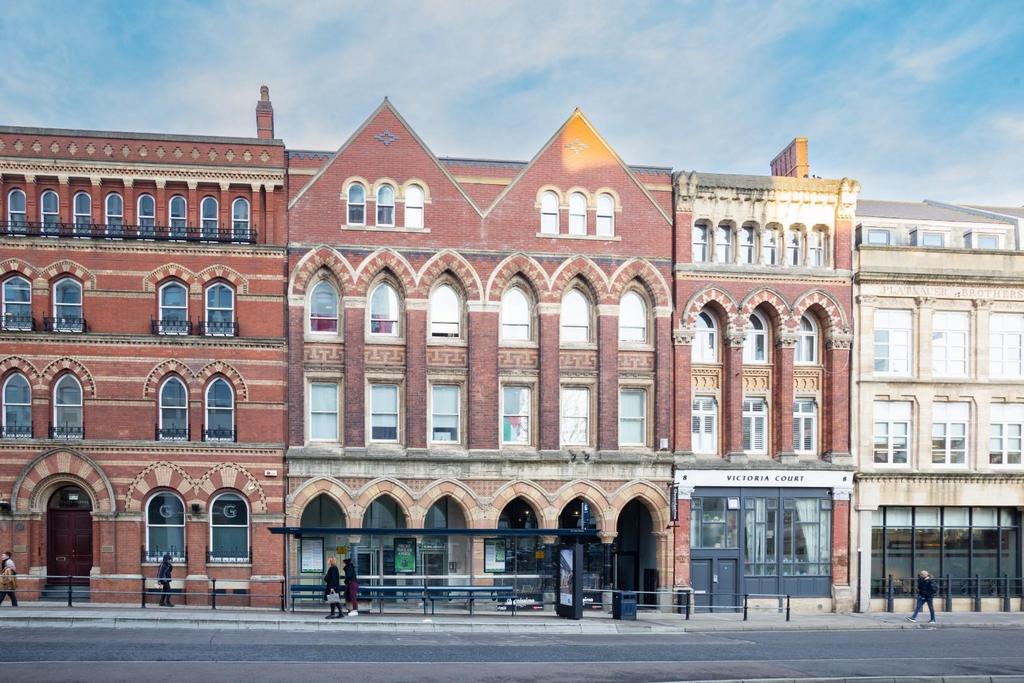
[3,0,1023,203]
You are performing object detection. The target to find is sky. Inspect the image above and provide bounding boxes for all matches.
[2,0,1023,204]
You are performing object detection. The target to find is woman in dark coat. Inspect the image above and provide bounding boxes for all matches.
[343,557,359,616]
[324,557,343,619]
[158,554,173,607]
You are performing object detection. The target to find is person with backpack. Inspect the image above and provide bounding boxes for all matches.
[0,552,17,607]
[158,553,174,607]
[907,569,937,624]
[343,557,359,616]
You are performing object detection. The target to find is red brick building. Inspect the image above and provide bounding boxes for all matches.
[0,88,288,604]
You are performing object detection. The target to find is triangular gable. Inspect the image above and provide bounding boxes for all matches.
[482,109,672,224]
[288,99,483,216]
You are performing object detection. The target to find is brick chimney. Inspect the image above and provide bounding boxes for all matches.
[256,85,275,140]
[770,137,809,178]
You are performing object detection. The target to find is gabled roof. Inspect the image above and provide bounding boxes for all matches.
[857,199,1010,225]
[481,109,672,224]
[287,99,483,215]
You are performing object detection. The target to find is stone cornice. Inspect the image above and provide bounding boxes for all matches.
[0,331,286,350]
[1,157,284,188]
[856,472,1024,483]
[0,440,284,455]
[0,235,286,257]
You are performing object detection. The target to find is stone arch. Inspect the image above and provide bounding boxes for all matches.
[485,253,551,303]
[739,288,793,330]
[550,256,611,304]
[352,248,417,297]
[489,481,555,528]
[40,357,96,397]
[142,263,197,293]
[553,481,613,531]
[143,360,196,398]
[196,462,268,514]
[0,257,38,280]
[287,476,356,523]
[195,361,248,401]
[12,448,115,514]
[608,480,670,531]
[416,250,483,301]
[680,286,739,328]
[289,246,356,297]
[413,479,481,527]
[197,264,249,294]
[40,259,97,290]
[0,355,40,384]
[353,478,417,527]
[608,259,671,310]
[124,460,196,512]
[792,288,849,331]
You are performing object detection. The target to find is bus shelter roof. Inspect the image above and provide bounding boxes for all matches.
[269,526,595,538]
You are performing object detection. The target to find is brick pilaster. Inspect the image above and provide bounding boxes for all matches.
[722,335,745,457]
[468,308,499,450]
[539,309,560,451]
[597,309,618,451]
[405,307,427,449]
[343,304,365,447]
[672,333,692,452]
[773,335,796,457]
[655,315,673,450]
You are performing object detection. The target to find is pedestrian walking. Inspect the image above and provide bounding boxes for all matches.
[906,569,937,624]
[324,557,343,619]
[343,557,359,616]
[158,553,174,607]
[0,551,17,607]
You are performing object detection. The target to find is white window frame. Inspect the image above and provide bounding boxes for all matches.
[691,395,718,455]
[145,492,186,562]
[404,185,424,229]
[2,372,31,436]
[692,223,709,262]
[866,229,891,245]
[204,378,235,441]
[540,191,559,234]
[500,287,532,342]
[2,275,32,331]
[53,277,84,332]
[796,315,818,364]
[568,193,587,235]
[347,184,366,226]
[969,232,1001,250]
[231,197,250,239]
[931,311,968,378]
[742,397,767,454]
[989,314,1024,378]
[739,225,756,264]
[596,193,614,236]
[761,228,778,265]
[744,312,768,364]
[368,283,400,337]
[208,492,250,562]
[560,289,591,344]
[105,192,123,228]
[204,283,235,336]
[874,309,912,376]
[693,311,718,363]
[308,281,339,334]
[989,404,1024,467]
[873,401,911,465]
[53,374,83,435]
[369,383,400,443]
[618,388,647,447]
[309,382,339,442]
[619,290,647,343]
[73,191,92,233]
[429,284,461,339]
[786,229,803,266]
[430,384,461,444]
[501,385,532,445]
[376,185,395,227]
[560,386,590,447]
[158,376,189,439]
[200,196,219,238]
[807,230,824,266]
[168,195,187,235]
[40,190,60,227]
[918,230,945,248]
[157,281,189,335]
[137,193,156,233]
[792,399,817,455]
[931,402,968,466]
[714,224,733,263]
[6,188,26,224]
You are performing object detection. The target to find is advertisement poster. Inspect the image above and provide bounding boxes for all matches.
[483,538,506,573]
[394,537,417,574]
[300,537,324,573]
[559,547,574,607]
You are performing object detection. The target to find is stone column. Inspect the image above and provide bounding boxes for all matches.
[538,303,560,453]
[654,312,673,450]
[831,484,854,612]
[974,299,992,383]
[824,330,854,463]
[672,329,694,454]
[343,299,366,449]
[856,508,875,612]
[672,484,693,587]
[597,305,619,451]
[468,302,499,451]
[405,301,427,451]
[722,323,745,460]
[773,332,797,461]
[915,297,935,381]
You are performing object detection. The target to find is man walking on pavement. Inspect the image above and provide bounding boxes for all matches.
[906,569,937,624]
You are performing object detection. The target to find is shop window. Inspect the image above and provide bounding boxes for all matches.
[690,497,738,548]
[873,401,911,465]
[502,386,531,445]
[744,497,778,576]
[874,309,911,375]
[560,387,590,446]
[782,498,832,576]
[618,389,646,446]
[931,402,968,466]
[308,281,339,334]
[146,492,186,562]
[309,382,338,441]
[209,492,249,562]
[691,395,717,455]
[932,311,968,377]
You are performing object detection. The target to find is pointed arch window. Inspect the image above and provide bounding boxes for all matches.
[2,275,32,331]
[404,185,424,229]
[168,195,187,238]
[204,378,235,441]
[210,492,249,562]
[7,189,26,225]
[619,290,647,343]
[73,192,92,233]
[137,194,156,236]
[200,196,219,239]
[2,373,32,438]
[309,281,339,334]
[500,287,531,341]
[714,223,733,263]
[744,312,768,363]
[693,311,718,363]
[347,184,366,225]
[560,289,591,343]
[52,278,84,332]
[158,377,189,440]
[596,193,615,236]
[231,198,250,240]
[540,191,559,234]
[204,283,236,336]
[429,284,461,338]
[52,374,83,439]
[568,192,587,235]
[158,281,189,335]
[369,282,400,336]
[41,190,60,228]
[376,185,395,226]
[796,315,818,364]
[146,492,185,561]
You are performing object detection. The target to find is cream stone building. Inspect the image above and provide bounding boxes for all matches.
[852,200,1023,612]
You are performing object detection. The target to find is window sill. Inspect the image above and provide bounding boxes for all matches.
[365,335,405,345]
[342,225,430,234]
[536,232,620,241]
[427,338,468,347]
[206,562,252,567]
[620,342,655,352]
[499,340,539,349]
[559,343,598,351]
[304,332,343,342]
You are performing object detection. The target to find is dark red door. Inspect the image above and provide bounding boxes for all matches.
[47,510,93,582]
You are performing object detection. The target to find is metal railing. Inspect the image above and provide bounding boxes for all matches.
[49,423,84,439]
[150,319,193,335]
[156,426,190,441]
[1,424,33,439]
[203,427,236,442]
[43,317,87,333]
[207,547,252,564]
[1,315,35,331]
[875,574,1024,612]
[140,546,187,563]
[197,320,239,337]
[0,220,258,244]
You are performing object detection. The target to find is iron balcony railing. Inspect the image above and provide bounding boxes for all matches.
[156,425,190,441]
[204,427,236,442]
[207,546,252,564]
[198,320,239,337]
[1,424,33,439]
[1,315,35,331]
[49,423,84,440]
[43,317,87,333]
[150,319,193,335]
[0,220,258,244]
[141,546,187,564]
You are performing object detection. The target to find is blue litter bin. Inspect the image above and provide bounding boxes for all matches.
[612,591,637,620]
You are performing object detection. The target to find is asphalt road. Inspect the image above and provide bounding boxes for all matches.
[1,626,1022,682]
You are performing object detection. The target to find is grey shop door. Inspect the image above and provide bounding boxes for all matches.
[690,556,739,611]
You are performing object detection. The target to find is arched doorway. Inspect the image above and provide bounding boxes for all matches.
[362,494,407,583]
[497,497,543,603]
[616,499,657,603]
[47,485,93,582]
[559,497,608,593]
[298,494,346,576]
[424,496,469,585]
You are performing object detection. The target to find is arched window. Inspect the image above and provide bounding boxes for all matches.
[41,190,60,227]
[744,312,768,363]
[568,192,587,235]
[429,284,461,338]
[158,281,189,335]
[73,192,92,231]
[209,492,249,562]
[137,194,156,235]
[53,374,83,439]
[693,311,718,363]
[786,228,803,266]
[204,283,235,336]
[692,222,709,262]
[762,226,779,265]
[619,290,647,343]
[200,196,219,238]
[105,192,123,228]
[231,198,250,239]
[2,373,32,438]
[808,229,825,266]
[560,289,591,343]
[158,377,189,440]
[309,281,339,334]
[540,191,559,234]
[596,193,614,236]
[714,223,733,263]
[146,492,185,561]
[347,184,365,225]
[739,224,756,264]
[404,185,424,229]
[501,287,531,341]
[369,282,400,336]
[168,195,187,237]
[204,378,234,441]
[52,278,84,332]
[796,315,818,364]
[2,275,32,331]
[376,185,395,226]
[6,189,26,225]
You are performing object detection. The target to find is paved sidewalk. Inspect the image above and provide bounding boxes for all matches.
[1,603,1023,634]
